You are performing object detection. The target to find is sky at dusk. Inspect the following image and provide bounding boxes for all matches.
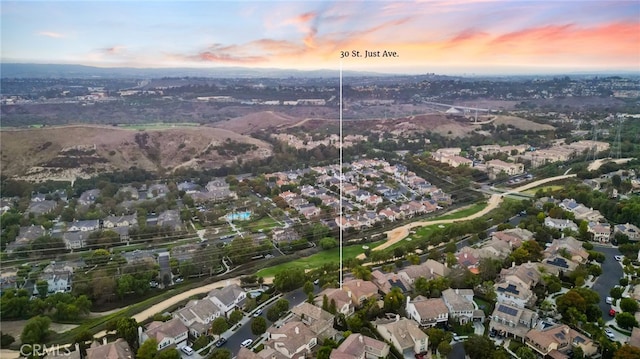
[2,0,640,75]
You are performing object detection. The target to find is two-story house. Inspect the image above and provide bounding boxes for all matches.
[405,296,449,328]
[174,298,221,338]
[342,279,379,307]
[139,318,188,352]
[264,321,318,359]
[207,283,246,317]
[490,303,539,341]
[329,334,390,359]
[525,324,598,358]
[441,288,483,324]
[374,317,428,358]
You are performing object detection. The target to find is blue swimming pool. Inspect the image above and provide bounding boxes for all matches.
[226,211,251,221]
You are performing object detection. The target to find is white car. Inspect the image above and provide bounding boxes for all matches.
[253,309,263,317]
[241,339,253,347]
[615,255,623,261]
[605,328,615,340]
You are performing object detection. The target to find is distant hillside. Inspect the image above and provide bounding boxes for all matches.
[0,125,272,181]
[0,63,387,79]
[211,111,302,134]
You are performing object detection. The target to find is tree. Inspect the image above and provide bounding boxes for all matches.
[21,316,50,344]
[383,287,404,313]
[516,346,536,359]
[616,312,639,329]
[251,317,267,335]
[36,280,48,298]
[351,266,372,281]
[611,286,625,299]
[319,237,337,250]
[463,335,498,359]
[229,310,244,325]
[620,298,639,313]
[209,349,232,359]
[157,349,181,359]
[614,345,640,359]
[437,341,452,357]
[211,317,229,335]
[303,281,315,296]
[136,338,158,359]
[116,317,139,350]
[273,268,306,291]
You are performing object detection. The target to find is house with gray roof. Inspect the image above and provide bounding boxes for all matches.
[264,321,318,359]
[207,283,246,317]
[86,338,132,359]
[6,225,46,254]
[174,298,222,337]
[406,296,449,328]
[78,189,101,206]
[157,210,182,231]
[441,288,483,324]
[26,200,57,216]
[139,318,188,352]
[290,302,337,340]
[615,223,640,241]
[490,303,539,341]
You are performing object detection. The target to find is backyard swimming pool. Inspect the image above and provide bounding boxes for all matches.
[226,211,251,221]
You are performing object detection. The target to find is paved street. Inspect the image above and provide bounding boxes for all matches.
[217,286,317,357]
[591,245,624,323]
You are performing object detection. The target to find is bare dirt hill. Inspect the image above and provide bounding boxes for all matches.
[212,111,300,134]
[0,125,272,181]
[492,115,555,131]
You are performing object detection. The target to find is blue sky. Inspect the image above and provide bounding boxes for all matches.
[2,0,639,74]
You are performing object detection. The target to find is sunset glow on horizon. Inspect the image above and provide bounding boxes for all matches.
[2,0,639,75]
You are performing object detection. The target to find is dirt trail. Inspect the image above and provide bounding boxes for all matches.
[357,174,576,259]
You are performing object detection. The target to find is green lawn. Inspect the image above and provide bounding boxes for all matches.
[257,240,385,278]
[243,216,279,232]
[433,202,488,220]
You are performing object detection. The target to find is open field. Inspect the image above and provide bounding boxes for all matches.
[522,185,563,195]
[257,241,385,278]
[492,115,555,131]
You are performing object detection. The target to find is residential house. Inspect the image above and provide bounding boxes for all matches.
[542,255,580,275]
[0,271,18,295]
[525,324,598,358]
[237,347,288,359]
[62,231,89,250]
[290,302,337,340]
[330,334,390,359]
[342,279,379,306]
[544,236,589,264]
[615,223,640,241]
[103,214,138,229]
[456,248,480,274]
[207,283,247,317]
[117,186,139,200]
[628,327,640,349]
[78,189,101,206]
[492,228,534,246]
[490,303,539,341]
[272,228,300,245]
[177,181,200,193]
[405,296,449,328]
[174,298,221,337]
[494,281,536,308]
[315,288,354,316]
[297,204,321,219]
[374,317,428,357]
[371,270,410,295]
[499,262,542,289]
[67,219,100,232]
[441,288,483,324]
[26,200,57,216]
[397,259,450,288]
[588,222,612,243]
[264,321,318,359]
[485,159,525,179]
[85,338,133,359]
[477,238,513,260]
[147,184,169,199]
[139,318,189,351]
[544,218,579,232]
[157,210,182,231]
[6,225,45,254]
[34,269,72,295]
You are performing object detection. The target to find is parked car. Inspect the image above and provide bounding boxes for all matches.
[606,297,614,304]
[615,255,623,261]
[253,309,263,317]
[609,309,617,317]
[181,346,194,356]
[241,339,253,347]
[605,328,615,340]
[215,338,227,347]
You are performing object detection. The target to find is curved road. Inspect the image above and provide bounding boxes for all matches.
[360,174,576,258]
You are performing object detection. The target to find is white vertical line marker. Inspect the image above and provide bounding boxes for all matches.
[339,60,343,290]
